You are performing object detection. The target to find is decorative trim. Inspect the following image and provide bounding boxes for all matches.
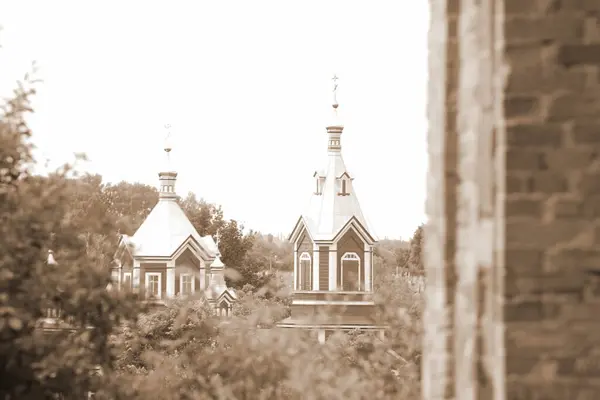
[331,217,376,245]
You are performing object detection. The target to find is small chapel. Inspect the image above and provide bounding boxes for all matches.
[277,76,385,343]
[112,131,237,316]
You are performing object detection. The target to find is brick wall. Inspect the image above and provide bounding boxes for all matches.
[425,0,600,399]
[504,0,600,398]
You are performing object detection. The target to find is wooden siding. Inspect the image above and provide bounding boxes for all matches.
[290,304,376,318]
[297,228,313,254]
[175,248,200,296]
[319,246,329,291]
[292,291,373,302]
[336,228,365,290]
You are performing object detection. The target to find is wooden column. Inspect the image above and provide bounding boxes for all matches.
[312,244,320,291]
[329,244,338,291]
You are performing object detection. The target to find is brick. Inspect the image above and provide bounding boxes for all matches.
[595,226,600,245]
[507,198,544,217]
[506,354,539,375]
[507,150,544,171]
[549,249,600,271]
[557,0,600,13]
[525,172,568,194]
[545,149,598,170]
[553,198,584,218]
[582,195,600,218]
[506,44,587,95]
[505,96,540,118]
[574,357,600,377]
[507,124,563,147]
[580,173,600,195]
[574,123,600,145]
[505,0,539,15]
[558,44,600,67]
[507,248,544,272]
[505,16,584,45]
[506,273,585,297]
[584,274,600,298]
[561,303,600,321]
[507,220,587,247]
[583,17,600,43]
[508,175,525,192]
[507,382,597,400]
[505,301,560,321]
[548,94,600,122]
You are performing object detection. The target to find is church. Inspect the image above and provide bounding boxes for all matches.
[112,133,237,316]
[277,77,385,343]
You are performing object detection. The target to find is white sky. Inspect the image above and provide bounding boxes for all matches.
[0,1,429,240]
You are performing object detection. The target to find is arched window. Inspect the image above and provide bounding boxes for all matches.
[218,300,230,317]
[341,252,361,291]
[299,252,312,291]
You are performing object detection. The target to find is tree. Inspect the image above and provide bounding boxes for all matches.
[407,224,424,274]
[1,70,141,400]
[103,181,158,235]
[218,220,255,288]
[178,192,225,237]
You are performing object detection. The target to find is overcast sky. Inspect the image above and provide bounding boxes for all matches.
[0,1,429,240]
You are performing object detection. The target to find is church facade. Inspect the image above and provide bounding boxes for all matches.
[112,136,236,316]
[277,78,385,343]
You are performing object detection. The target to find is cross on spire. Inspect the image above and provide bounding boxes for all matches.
[164,124,172,153]
[332,74,339,109]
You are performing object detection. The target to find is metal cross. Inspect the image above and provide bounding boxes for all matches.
[163,124,173,152]
[332,74,339,92]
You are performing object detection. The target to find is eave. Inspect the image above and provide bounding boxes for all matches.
[331,216,376,245]
[130,234,213,262]
[288,216,315,244]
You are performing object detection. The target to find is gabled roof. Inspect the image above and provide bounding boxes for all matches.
[127,198,218,258]
[291,153,377,243]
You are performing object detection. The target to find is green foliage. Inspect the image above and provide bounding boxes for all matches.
[1,57,425,400]
[1,72,142,399]
[407,225,424,275]
[110,291,421,400]
[179,192,225,237]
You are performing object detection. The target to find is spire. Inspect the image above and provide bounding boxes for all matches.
[158,124,178,200]
[47,250,57,265]
[327,74,344,154]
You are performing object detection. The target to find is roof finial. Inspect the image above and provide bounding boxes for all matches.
[332,74,339,111]
[215,230,221,250]
[47,250,57,266]
[163,123,173,170]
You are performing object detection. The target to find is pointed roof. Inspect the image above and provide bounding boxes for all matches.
[125,125,218,258]
[300,154,376,242]
[290,76,377,243]
[128,199,218,258]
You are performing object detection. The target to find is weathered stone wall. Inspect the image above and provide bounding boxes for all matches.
[425,0,600,399]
